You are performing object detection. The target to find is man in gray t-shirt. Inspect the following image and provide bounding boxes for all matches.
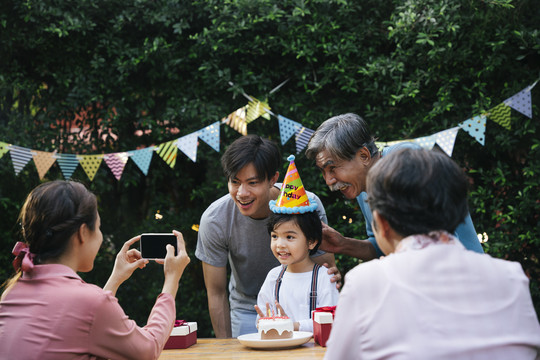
[195,135,336,338]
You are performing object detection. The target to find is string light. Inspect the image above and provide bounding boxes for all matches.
[477,232,489,243]
[342,215,353,223]
[154,210,163,220]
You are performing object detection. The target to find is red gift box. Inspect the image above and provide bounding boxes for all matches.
[312,306,335,347]
[164,320,197,349]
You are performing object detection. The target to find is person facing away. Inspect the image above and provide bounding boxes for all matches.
[305,112,484,261]
[255,155,339,332]
[324,148,540,360]
[0,180,190,360]
[195,135,338,338]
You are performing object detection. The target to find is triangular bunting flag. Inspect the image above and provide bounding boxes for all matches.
[503,86,532,118]
[489,103,512,130]
[104,152,129,181]
[0,141,10,159]
[9,145,33,176]
[458,115,486,146]
[246,98,271,124]
[295,126,315,154]
[177,132,199,162]
[78,154,103,181]
[414,135,436,149]
[128,147,154,175]
[434,127,459,157]
[198,122,220,152]
[375,142,386,152]
[278,115,302,145]
[222,106,247,135]
[156,140,178,168]
[32,151,56,180]
[385,140,414,147]
[56,153,79,180]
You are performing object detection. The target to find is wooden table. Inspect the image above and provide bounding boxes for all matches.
[159,338,326,359]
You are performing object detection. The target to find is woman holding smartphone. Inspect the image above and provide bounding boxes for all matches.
[0,180,190,360]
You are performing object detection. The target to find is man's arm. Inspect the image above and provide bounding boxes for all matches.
[202,262,232,338]
[321,222,378,261]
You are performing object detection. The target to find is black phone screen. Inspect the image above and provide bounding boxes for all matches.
[140,233,177,259]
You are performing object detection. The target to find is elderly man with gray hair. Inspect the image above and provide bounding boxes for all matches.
[305,113,483,260]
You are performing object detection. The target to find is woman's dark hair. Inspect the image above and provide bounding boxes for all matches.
[267,212,322,255]
[221,135,281,181]
[366,148,469,237]
[18,180,98,264]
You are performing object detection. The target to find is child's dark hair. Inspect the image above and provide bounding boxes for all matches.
[267,212,322,255]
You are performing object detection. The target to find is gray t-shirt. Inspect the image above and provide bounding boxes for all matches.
[195,184,327,312]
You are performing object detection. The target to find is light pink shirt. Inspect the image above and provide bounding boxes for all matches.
[0,264,175,360]
[325,235,540,360]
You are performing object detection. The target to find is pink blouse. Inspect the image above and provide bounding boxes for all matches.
[0,264,175,360]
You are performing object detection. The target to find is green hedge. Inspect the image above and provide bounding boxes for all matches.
[1,0,538,337]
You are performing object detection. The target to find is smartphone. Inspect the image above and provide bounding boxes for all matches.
[140,233,177,259]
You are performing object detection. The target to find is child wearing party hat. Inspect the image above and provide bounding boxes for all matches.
[255,155,339,332]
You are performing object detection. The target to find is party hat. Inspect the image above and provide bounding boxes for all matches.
[269,155,318,214]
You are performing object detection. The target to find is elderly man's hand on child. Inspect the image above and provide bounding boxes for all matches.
[323,262,342,290]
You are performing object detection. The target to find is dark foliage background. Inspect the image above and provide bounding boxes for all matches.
[1,0,538,337]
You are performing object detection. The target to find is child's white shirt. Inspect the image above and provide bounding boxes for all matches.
[256,265,340,332]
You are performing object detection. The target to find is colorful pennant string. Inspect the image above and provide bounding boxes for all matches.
[223,106,248,135]
[177,132,199,162]
[78,154,103,181]
[128,148,154,176]
[246,98,270,123]
[489,103,512,130]
[434,127,459,157]
[56,153,79,180]
[9,145,33,176]
[278,115,302,145]
[0,83,536,182]
[414,135,436,149]
[295,127,315,154]
[156,140,178,168]
[0,141,9,159]
[503,86,532,118]
[458,115,486,146]
[104,152,129,181]
[198,121,220,152]
[32,151,56,180]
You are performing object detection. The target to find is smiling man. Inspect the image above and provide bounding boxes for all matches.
[305,113,484,261]
[195,135,336,338]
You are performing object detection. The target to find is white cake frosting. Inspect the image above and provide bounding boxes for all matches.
[258,316,294,339]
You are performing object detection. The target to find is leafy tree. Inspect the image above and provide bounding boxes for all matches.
[1,0,539,337]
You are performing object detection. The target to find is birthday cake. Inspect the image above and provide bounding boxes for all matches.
[258,316,294,340]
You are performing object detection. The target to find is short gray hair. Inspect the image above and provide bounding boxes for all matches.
[305,113,377,161]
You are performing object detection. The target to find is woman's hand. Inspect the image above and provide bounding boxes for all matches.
[161,230,191,297]
[103,236,149,295]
